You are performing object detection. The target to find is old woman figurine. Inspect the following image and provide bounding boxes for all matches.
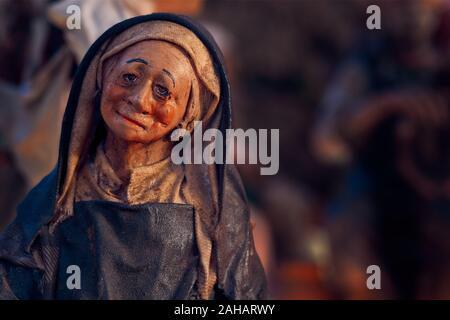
[0,13,266,300]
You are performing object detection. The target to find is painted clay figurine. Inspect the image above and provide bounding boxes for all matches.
[0,14,267,300]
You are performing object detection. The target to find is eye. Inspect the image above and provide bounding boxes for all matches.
[122,73,138,85]
[154,84,170,99]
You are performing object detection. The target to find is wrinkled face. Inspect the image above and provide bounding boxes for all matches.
[100,40,193,143]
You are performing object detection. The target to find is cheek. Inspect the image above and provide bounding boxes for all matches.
[101,85,127,117]
[104,84,128,105]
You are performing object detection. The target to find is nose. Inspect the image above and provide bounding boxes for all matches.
[128,86,153,115]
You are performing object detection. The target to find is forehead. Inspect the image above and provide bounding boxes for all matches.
[117,40,193,74]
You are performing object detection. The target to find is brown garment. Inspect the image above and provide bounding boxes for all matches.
[76,143,186,204]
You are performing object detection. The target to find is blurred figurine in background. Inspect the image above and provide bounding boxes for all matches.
[0,14,267,300]
[312,0,450,299]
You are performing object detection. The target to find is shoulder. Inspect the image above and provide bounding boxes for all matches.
[16,168,58,219]
[0,168,58,261]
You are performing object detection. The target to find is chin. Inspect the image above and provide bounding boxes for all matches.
[117,131,160,144]
[120,134,154,144]
[108,120,170,144]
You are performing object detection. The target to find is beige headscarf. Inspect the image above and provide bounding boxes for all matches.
[53,20,221,299]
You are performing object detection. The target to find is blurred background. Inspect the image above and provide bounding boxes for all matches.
[2,0,450,299]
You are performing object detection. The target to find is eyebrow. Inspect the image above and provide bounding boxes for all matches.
[162,68,176,88]
[126,58,149,65]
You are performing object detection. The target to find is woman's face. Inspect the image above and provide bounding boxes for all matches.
[100,40,193,143]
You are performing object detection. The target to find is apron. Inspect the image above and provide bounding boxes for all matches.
[54,200,199,299]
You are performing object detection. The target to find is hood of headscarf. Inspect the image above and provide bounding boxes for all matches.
[56,13,227,195]
[54,17,221,220]
[56,14,226,299]
[0,14,266,300]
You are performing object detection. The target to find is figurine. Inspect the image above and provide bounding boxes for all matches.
[0,13,267,300]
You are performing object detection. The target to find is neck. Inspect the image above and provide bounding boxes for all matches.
[103,131,173,182]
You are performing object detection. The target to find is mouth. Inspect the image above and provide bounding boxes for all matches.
[116,110,146,130]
